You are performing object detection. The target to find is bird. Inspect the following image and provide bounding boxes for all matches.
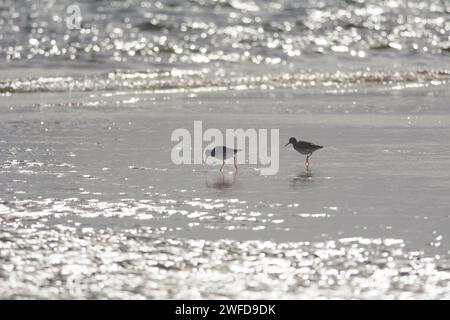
[205,146,240,172]
[285,137,323,169]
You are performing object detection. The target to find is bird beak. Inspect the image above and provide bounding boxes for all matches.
[284,142,290,147]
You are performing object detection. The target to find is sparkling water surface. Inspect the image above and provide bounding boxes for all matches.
[1,0,450,299]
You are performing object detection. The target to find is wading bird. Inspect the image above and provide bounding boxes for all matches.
[285,137,323,169]
[206,146,240,172]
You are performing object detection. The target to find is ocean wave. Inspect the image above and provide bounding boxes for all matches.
[1,0,449,69]
[1,68,449,94]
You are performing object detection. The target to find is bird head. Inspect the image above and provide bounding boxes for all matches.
[285,137,296,147]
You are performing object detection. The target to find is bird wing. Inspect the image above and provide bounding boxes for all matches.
[224,147,237,158]
[213,146,237,159]
[298,140,323,149]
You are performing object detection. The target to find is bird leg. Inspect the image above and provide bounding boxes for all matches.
[233,156,238,172]
[220,160,225,172]
[305,153,311,168]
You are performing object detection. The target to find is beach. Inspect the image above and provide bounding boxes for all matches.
[1,0,450,299]
[2,83,450,298]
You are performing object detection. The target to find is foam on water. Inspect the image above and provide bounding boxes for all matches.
[1,68,450,94]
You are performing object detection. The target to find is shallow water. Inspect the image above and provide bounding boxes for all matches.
[1,0,450,299]
[2,86,450,298]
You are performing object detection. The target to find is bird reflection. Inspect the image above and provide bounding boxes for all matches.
[291,169,314,188]
[206,171,236,189]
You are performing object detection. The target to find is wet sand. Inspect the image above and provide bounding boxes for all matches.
[1,86,450,298]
